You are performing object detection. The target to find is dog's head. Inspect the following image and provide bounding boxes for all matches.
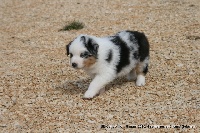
[66,35,99,69]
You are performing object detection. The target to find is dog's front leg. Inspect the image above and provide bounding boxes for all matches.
[83,75,113,99]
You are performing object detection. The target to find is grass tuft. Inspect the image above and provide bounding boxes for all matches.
[59,21,84,31]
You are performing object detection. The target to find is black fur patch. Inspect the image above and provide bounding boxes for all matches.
[82,36,99,59]
[66,41,72,56]
[111,36,130,73]
[143,64,148,75]
[126,31,150,61]
[86,38,99,58]
[80,36,86,43]
[106,50,113,63]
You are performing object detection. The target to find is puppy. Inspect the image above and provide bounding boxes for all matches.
[66,30,150,99]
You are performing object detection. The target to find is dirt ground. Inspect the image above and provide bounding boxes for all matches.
[0,0,199,132]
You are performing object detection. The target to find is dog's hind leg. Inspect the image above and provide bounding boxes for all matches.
[135,57,149,86]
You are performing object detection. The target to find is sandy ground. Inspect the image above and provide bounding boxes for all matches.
[0,0,200,132]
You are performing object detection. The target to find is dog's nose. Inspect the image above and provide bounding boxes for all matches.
[72,63,77,68]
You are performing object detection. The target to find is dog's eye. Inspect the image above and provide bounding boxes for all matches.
[80,51,91,58]
[69,53,73,58]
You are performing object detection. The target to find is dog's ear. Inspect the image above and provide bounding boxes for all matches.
[66,41,72,56]
[80,36,86,44]
[81,36,99,58]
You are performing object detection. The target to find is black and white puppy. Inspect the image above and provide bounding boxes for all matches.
[66,30,150,99]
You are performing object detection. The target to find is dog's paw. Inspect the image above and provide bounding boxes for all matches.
[83,90,96,99]
[136,75,145,86]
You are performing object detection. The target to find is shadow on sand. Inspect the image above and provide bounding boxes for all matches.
[55,76,133,96]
